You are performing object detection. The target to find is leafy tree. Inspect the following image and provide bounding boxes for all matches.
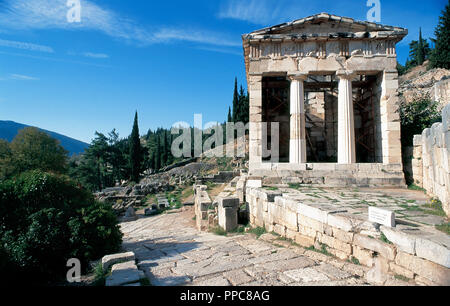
[0,170,122,283]
[0,139,13,180]
[129,112,142,183]
[399,94,442,147]
[69,131,131,191]
[4,127,68,178]
[397,61,408,76]
[430,1,450,69]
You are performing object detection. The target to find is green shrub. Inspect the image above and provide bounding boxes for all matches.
[399,94,441,147]
[0,170,123,283]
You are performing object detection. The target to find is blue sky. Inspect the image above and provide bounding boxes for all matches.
[0,0,447,143]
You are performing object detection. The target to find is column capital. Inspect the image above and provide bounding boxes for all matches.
[288,72,308,81]
[336,70,357,80]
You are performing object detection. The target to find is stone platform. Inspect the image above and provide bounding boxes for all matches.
[246,185,450,285]
[249,163,406,188]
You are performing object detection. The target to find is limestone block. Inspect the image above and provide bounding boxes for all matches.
[415,238,450,268]
[297,203,328,223]
[274,224,287,237]
[299,225,317,239]
[395,252,450,285]
[295,233,316,248]
[368,207,395,228]
[332,227,354,243]
[105,261,140,287]
[389,263,415,280]
[367,257,390,285]
[273,198,298,231]
[286,228,298,240]
[218,197,239,232]
[298,214,325,233]
[218,197,239,209]
[353,246,374,267]
[413,135,423,147]
[354,234,396,260]
[319,234,352,255]
[102,252,135,272]
[327,214,354,232]
[247,180,262,188]
[380,227,416,255]
[442,104,450,131]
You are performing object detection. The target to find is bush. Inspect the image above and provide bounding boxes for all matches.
[0,170,123,283]
[399,94,442,147]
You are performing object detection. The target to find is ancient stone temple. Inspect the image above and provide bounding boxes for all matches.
[242,13,408,187]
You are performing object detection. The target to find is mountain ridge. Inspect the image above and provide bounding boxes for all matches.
[0,120,89,155]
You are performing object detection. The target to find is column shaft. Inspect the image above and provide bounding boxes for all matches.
[290,77,307,164]
[337,73,356,164]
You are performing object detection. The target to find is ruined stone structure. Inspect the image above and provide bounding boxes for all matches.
[411,104,450,217]
[246,186,450,285]
[242,13,408,187]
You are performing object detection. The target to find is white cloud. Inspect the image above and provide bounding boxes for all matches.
[218,0,317,25]
[0,0,241,48]
[0,38,54,53]
[153,28,241,47]
[0,50,111,68]
[83,52,109,59]
[1,74,40,81]
[196,46,242,56]
[218,0,277,25]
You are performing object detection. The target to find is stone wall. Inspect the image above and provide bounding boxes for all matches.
[411,104,450,217]
[193,185,214,231]
[194,183,241,232]
[435,78,450,107]
[246,187,450,285]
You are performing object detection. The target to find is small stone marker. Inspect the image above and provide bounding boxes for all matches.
[369,207,395,228]
[247,180,262,188]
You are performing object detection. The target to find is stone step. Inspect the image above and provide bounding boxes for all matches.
[106,261,141,286]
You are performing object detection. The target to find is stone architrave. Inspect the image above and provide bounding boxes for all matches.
[289,72,308,164]
[336,70,357,164]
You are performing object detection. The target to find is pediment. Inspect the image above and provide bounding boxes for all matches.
[243,13,407,41]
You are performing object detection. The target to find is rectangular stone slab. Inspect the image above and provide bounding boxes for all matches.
[369,207,395,228]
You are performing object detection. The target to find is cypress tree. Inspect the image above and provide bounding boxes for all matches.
[129,111,141,183]
[162,130,168,167]
[430,1,450,69]
[155,135,161,171]
[227,107,232,123]
[417,28,425,66]
[232,78,239,122]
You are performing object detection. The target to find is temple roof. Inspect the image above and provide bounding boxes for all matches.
[242,13,408,42]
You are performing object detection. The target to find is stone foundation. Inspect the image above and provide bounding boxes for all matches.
[411,104,450,217]
[246,187,450,285]
[249,163,406,188]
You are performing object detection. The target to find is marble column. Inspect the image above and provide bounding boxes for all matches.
[289,73,308,164]
[337,70,356,164]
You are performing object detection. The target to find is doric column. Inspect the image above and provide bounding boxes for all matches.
[289,73,308,164]
[336,70,357,164]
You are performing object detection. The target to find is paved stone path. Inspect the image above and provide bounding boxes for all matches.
[120,208,373,286]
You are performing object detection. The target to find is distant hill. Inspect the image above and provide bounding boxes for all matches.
[0,121,89,155]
